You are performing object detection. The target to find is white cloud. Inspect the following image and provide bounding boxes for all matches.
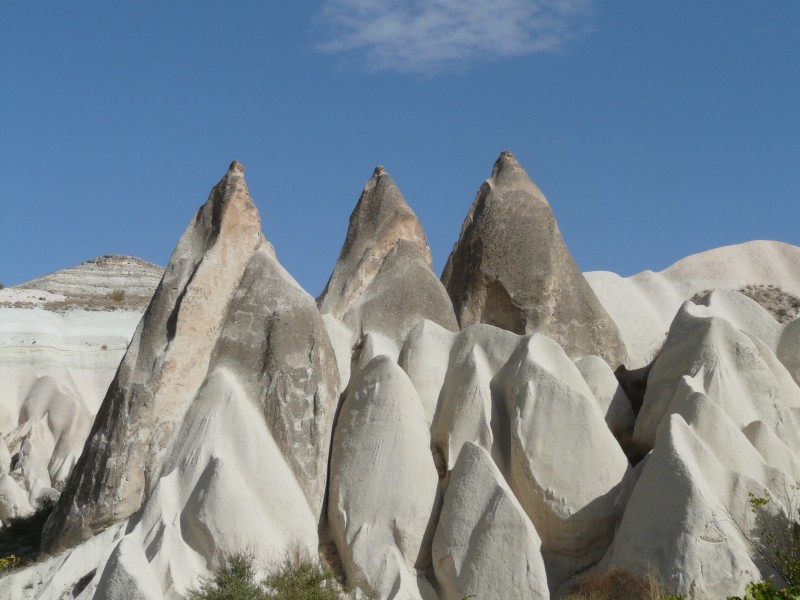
[315,0,594,75]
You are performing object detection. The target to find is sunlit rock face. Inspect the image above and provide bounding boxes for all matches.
[43,161,266,553]
[317,165,458,367]
[442,151,628,369]
[1,156,799,600]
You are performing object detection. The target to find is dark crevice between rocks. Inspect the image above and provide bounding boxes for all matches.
[614,359,656,466]
[317,360,355,588]
[71,569,96,597]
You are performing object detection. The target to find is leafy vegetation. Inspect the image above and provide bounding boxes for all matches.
[187,553,268,600]
[746,487,800,586]
[263,548,338,600]
[728,580,800,600]
[187,549,345,600]
[730,485,800,598]
[0,554,26,573]
[565,566,684,600]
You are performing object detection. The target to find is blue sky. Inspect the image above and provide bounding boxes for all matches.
[1,0,798,295]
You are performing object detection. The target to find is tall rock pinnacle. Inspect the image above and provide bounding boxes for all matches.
[318,166,457,341]
[43,161,264,552]
[442,151,628,367]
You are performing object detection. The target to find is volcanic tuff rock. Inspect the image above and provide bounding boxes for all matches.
[328,356,439,599]
[3,156,800,600]
[586,240,800,367]
[442,151,628,368]
[83,238,338,597]
[317,166,458,347]
[432,442,549,600]
[603,303,800,597]
[43,161,265,552]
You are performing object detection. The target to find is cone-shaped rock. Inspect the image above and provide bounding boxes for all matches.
[328,355,439,598]
[432,443,549,600]
[43,161,264,553]
[204,240,340,518]
[83,241,340,596]
[442,151,628,367]
[318,166,457,340]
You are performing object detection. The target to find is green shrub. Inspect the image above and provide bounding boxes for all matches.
[109,289,126,302]
[0,553,26,573]
[747,487,800,587]
[263,548,338,600]
[730,485,800,599]
[187,553,267,600]
[187,549,342,600]
[728,580,800,600]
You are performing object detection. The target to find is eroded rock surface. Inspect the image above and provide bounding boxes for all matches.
[432,443,549,600]
[442,151,627,368]
[328,356,439,599]
[318,167,457,359]
[2,158,800,600]
[43,161,264,552]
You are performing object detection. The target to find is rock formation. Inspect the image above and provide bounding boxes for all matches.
[328,356,438,599]
[442,151,628,368]
[318,166,458,352]
[1,156,799,600]
[43,161,265,552]
[432,442,549,600]
[586,240,800,367]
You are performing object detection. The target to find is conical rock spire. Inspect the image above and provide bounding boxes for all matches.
[43,161,264,552]
[318,166,457,342]
[442,151,628,367]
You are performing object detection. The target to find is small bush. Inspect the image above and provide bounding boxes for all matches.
[742,486,800,588]
[0,554,26,573]
[109,289,126,302]
[727,580,800,600]
[264,547,338,600]
[187,553,267,600]
[187,549,343,600]
[566,566,684,600]
[728,483,800,598]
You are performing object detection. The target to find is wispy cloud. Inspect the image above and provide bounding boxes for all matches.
[315,0,594,75]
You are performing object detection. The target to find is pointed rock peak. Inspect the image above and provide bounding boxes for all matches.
[493,149,518,171]
[487,150,544,198]
[317,165,433,318]
[196,161,261,241]
[42,160,264,553]
[361,164,401,199]
[442,153,628,368]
